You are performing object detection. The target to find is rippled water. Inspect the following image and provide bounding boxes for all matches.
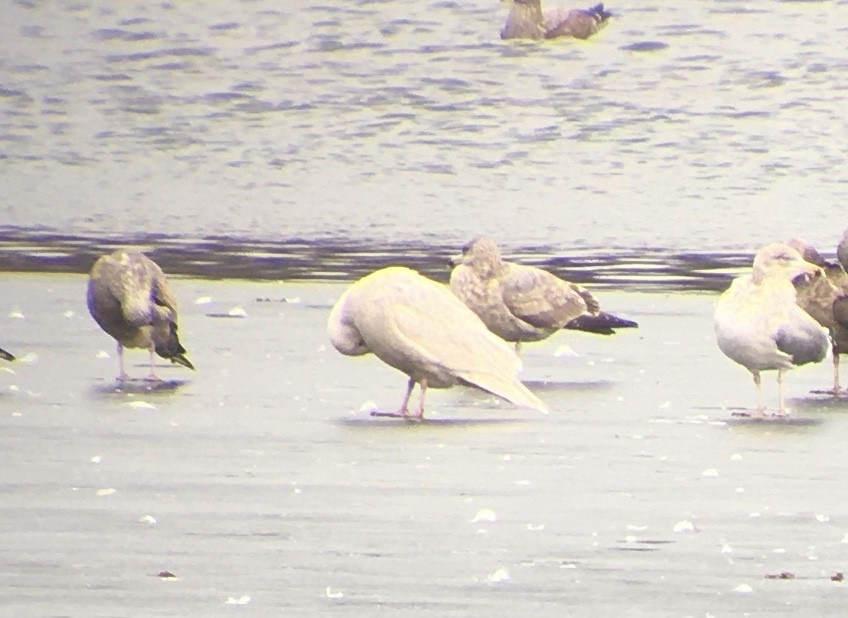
[1,0,846,279]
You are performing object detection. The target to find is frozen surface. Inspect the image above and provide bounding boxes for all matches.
[2,275,848,616]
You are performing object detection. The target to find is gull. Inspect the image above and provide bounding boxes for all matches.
[501,1,612,41]
[328,266,547,419]
[838,226,848,269]
[786,237,848,394]
[87,250,194,381]
[714,243,828,416]
[449,237,637,353]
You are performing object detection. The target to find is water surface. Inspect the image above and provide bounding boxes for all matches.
[1,0,845,263]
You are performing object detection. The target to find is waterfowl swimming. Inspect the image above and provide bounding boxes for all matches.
[714,243,829,416]
[787,237,848,394]
[87,250,194,381]
[328,266,547,419]
[449,237,637,352]
[501,1,612,40]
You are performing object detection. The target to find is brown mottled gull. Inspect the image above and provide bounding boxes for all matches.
[0,346,13,362]
[87,250,194,381]
[501,1,612,40]
[449,237,637,352]
[787,238,848,394]
[714,243,829,416]
[327,266,547,419]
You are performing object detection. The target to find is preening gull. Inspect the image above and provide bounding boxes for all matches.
[449,237,637,352]
[787,238,848,394]
[327,266,547,419]
[714,243,829,416]
[0,346,13,362]
[87,250,194,381]
[501,1,612,40]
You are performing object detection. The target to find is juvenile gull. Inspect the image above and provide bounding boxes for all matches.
[787,238,848,394]
[449,237,637,352]
[0,347,13,362]
[327,266,547,419]
[714,243,829,416]
[87,250,194,381]
[501,0,612,40]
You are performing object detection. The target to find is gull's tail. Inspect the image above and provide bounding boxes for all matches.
[564,312,638,335]
[588,3,613,22]
[458,371,548,414]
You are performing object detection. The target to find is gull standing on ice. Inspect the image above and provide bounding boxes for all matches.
[501,0,612,40]
[449,237,637,353]
[87,250,194,381]
[327,266,547,419]
[786,237,848,394]
[714,243,828,416]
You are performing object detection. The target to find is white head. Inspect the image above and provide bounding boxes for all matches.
[327,289,370,356]
[751,242,822,285]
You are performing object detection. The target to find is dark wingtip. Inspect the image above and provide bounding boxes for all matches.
[590,3,613,20]
[564,312,638,335]
[0,347,15,362]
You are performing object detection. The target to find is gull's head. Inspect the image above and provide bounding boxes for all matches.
[752,242,823,284]
[785,238,827,268]
[449,237,504,275]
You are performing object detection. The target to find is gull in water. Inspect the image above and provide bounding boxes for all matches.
[786,237,848,394]
[714,242,829,416]
[449,237,637,353]
[327,266,547,419]
[0,346,14,362]
[501,1,612,40]
[87,250,194,381]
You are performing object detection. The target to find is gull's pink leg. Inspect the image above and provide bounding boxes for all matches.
[144,346,161,382]
[396,376,415,416]
[407,377,428,420]
[371,378,427,420]
[776,369,789,416]
[833,353,842,395]
[752,371,766,417]
[116,342,129,382]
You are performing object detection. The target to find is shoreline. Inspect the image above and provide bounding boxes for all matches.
[0,228,762,291]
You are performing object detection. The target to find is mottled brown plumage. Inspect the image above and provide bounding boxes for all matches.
[787,237,848,393]
[87,250,193,381]
[501,1,611,41]
[449,237,636,349]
